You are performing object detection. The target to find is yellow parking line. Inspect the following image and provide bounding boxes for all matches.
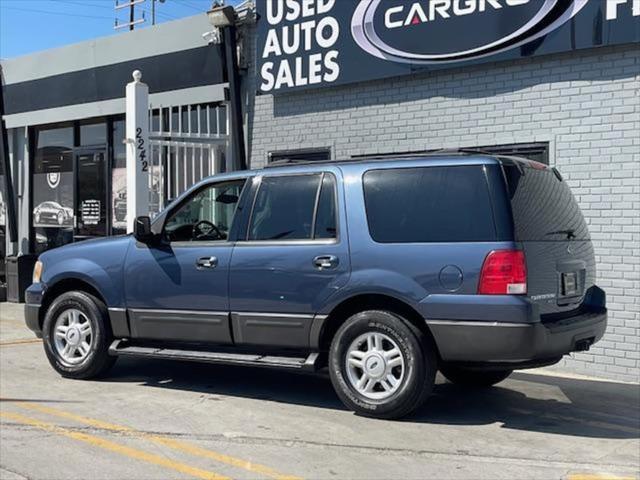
[0,411,229,480]
[0,339,42,347]
[16,401,302,480]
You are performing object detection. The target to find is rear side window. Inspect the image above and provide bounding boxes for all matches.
[363,166,496,243]
[504,165,590,241]
[248,173,337,241]
[314,174,337,239]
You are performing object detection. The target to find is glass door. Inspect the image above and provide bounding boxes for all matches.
[74,150,108,239]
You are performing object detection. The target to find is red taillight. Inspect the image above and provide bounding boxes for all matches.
[478,250,527,295]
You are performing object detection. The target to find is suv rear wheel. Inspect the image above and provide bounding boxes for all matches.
[329,310,436,419]
[440,365,512,387]
[42,291,116,379]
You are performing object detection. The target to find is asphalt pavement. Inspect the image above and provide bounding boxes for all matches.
[1,302,638,480]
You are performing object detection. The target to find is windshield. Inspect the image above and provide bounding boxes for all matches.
[503,164,590,241]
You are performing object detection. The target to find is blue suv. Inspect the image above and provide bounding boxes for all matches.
[25,154,607,419]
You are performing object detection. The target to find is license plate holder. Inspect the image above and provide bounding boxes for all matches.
[562,272,578,296]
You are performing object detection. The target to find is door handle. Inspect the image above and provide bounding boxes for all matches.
[313,255,339,270]
[196,256,218,269]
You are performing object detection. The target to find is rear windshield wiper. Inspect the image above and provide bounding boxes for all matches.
[545,229,576,240]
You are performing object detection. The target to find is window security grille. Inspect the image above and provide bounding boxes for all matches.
[149,103,230,207]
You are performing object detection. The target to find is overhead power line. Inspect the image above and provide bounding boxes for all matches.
[140,8,178,22]
[2,6,113,20]
[115,0,146,31]
[176,1,207,13]
[55,0,117,10]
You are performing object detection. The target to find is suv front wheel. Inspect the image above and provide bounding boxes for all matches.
[42,291,116,379]
[329,310,436,419]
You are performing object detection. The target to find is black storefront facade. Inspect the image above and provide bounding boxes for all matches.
[0,14,232,298]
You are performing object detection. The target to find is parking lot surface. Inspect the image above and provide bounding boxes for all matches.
[1,302,638,480]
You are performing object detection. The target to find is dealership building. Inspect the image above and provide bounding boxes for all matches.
[1,0,638,382]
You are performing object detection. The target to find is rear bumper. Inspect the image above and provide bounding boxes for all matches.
[425,286,607,368]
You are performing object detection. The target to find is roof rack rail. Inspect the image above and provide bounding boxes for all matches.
[430,148,496,155]
[262,149,497,169]
[352,148,495,161]
[264,159,310,168]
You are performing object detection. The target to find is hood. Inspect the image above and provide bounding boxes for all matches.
[39,235,132,263]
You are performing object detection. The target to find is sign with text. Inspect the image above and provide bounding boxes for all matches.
[126,70,150,233]
[80,199,101,226]
[257,0,640,94]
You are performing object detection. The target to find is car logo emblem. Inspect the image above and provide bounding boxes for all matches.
[567,245,573,255]
[47,172,61,189]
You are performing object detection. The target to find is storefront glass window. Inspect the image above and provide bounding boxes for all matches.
[171,107,179,133]
[32,125,74,254]
[190,106,198,134]
[181,107,189,134]
[0,158,7,269]
[111,119,127,235]
[162,108,170,132]
[0,160,6,230]
[80,121,107,146]
[151,110,160,132]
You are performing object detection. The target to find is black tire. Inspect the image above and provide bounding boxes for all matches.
[329,310,437,420]
[440,365,512,387]
[42,291,116,379]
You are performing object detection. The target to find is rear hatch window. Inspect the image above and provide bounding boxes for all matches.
[503,164,590,242]
[363,166,496,243]
[503,162,594,313]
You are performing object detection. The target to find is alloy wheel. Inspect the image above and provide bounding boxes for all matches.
[345,331,406,400]
[53,309,93,365]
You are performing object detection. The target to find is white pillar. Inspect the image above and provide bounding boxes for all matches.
[125,70,150,233]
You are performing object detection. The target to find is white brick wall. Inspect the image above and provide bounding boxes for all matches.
[246,37,640,383]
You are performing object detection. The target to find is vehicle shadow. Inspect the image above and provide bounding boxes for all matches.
[415,373,640,439]
[106,358,640,440]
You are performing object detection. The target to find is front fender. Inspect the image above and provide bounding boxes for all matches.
[43,258,123,307]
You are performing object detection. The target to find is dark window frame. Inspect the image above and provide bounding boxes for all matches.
[478,143,550,165]
[268,148,331,164]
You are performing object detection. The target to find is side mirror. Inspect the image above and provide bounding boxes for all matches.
[133,216,154,243]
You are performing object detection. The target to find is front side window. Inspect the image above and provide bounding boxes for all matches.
[164,180,245,242]
[363,166,496,243]
[248,173,337,241]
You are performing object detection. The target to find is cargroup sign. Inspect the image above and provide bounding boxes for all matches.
[257,0,640,94]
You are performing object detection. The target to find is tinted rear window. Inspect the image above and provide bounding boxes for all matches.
[363,166,496,243]
[314,174,337,239]
[503,165,589,241]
